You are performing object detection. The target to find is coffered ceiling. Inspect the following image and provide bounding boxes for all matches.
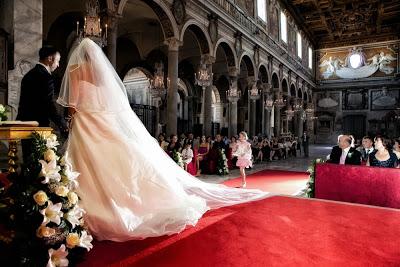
[282,0,400,48]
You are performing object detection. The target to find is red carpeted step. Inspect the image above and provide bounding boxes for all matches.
[223,169,309,195]
[80,196,400,267]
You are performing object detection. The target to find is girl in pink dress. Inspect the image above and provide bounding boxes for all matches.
[233,131,252,188]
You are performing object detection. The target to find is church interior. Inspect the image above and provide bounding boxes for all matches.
[0,0,399,266]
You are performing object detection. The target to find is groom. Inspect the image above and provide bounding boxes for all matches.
[17,46,68,161]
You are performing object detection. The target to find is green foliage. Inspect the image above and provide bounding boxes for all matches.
[305,158,325,198]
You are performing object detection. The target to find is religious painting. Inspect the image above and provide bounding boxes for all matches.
[370,89,400,111]
[316,92,340,111]
[342,89,368,110]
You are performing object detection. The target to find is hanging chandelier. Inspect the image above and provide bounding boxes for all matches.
[285,106,294,120]
[293,98,303,112]
[264,95,274,111]
[76,0,107,47]
[195,62,213,88]
[226,80,241,102]
[305,102,315,114]
[149,62,167,97]
[274,92,286,108]
[249,83,261,101]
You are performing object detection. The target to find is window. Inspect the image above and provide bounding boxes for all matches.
[349,54,362,68]
[280,11,287,43]
[257,0,266,22]
[308,47,313,69]
[297,32,302,58]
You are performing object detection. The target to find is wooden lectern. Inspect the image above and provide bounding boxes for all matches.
[0,127,53,173]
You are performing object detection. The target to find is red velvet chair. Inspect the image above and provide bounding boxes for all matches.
[186,149,197,176]
[315,163,400,209]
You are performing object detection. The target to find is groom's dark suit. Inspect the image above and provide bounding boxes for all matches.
[17,64,66,129]
[328,145,361,165]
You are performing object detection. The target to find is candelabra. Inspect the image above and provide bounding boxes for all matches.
[249,83,261,101]
[195,62,213,88]
[293,99,303,112]
[264,95,274,111]
[76,0,107,47]
[274,93,286,109]
[149,62,168,98]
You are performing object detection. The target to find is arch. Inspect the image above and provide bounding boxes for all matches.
[271,72,279,90]
[297,88,303,99]
[117,0,179,39]
[180,20,212,55]
[178,78,189,97]
[290,83,296,97]
[258,64,269,84]
[281,78,289,94]
[214,38,238,68]
[239,53,255,77]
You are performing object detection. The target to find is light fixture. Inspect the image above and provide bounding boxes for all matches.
[195,61,213,89]
[149,62,167,97]
[76,0,107,47]
[264,95,274,111]
[305,102,314,114]
[293,98,303,112]
[249,83,261,101]
[226,79,241,102]
[274,92,286,108]
[285,106,294,120]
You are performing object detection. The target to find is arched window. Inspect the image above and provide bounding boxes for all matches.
[297,32,302,58]
[257,0,266,22]
[280,11,287,43]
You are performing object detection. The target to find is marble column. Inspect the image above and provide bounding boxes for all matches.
[106,14,118,68]
[8,0,43,118]
[274,106,281,137]
[229,100,238,137]
[202,55,215,136]
[165,38,181,136]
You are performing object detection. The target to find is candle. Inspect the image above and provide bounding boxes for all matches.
[76,21,79,35]
[105,24,108,39]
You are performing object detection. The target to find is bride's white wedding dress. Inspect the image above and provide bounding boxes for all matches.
[59,38,269,241]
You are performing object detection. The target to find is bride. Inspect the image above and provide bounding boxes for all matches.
[57,38,269,242]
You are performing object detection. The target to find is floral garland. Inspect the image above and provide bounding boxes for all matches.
[216,148,229,175]
[172,150,184,169]
[0,104,8,121]
[0,132,92,266]
[304,158,324,198]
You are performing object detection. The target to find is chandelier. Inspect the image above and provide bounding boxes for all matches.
[249,83,261,101]
[305,102,315,114]
[195,62,213,88]
[149,62,167,97]
[274,93,286,109]
[293,99,303,112]
[264,95,274,111]
[226,80,241,102]
[285,106,294,120]
[76,0,107,47]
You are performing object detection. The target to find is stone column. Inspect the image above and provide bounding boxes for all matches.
[165,38,181,136]
[8,0,43,118]
[273,90,281,137]
[106,14,119,68]
[229,100,238,137]
[201,55,215,136]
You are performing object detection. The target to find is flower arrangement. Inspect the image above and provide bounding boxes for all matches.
[172,150,184,169]
[217,148,229,175]
[0,132,92,266]
[0,104,8,121]
[304,158,324,198]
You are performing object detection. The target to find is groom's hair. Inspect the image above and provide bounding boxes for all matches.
[39,46,59,60]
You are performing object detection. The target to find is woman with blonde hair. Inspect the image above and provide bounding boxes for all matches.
[233,131,252,188]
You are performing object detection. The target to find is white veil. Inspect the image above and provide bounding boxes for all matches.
[57,38,269,210]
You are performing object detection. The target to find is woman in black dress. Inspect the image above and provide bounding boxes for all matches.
[367,135,398,168]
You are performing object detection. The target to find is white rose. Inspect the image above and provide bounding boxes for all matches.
[66,233,80,248]
[67,191,79,205]
[0,104,5,113]
[44,149,57,162]
[36,225,56,238]
[55,185,69,197]
[316,158,321,163]
[48,134,58,142]
[33,190,48,206]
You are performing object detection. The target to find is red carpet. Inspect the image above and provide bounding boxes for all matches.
[80,196,400,267]
[223,169,309,195]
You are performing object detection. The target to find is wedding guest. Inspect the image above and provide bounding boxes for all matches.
[229,136,238,167]
[328,134,361,165]
[393,138,400,160]
[181,142,194,171]
[184,132,194,149]
[196,135,210,176]
[367,135,398,168]
[357,136,375,162]
[301,131,310,157]
[167,134,181,155]
[158,133,169,151]
[213,134,227,151]
[233,131,252,188]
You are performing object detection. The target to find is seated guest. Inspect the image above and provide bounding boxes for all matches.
[213,134,227,151]
[367,135,398,168]
[328,134,361,165]
[181,142,194,171]
[166,134,181,155]
[158,133,169,151]
[393,138,400,160]
[196,135,210,176]
[357,136,375,162]
[184,132,195,149]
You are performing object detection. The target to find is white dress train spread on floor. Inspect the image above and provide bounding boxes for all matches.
[59,38,269,242]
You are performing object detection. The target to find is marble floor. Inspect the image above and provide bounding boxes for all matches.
[197,144,334,184]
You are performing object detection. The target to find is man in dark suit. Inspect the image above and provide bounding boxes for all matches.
[328,135,361,165]
[17,46,67,161]
[358,136,375,162]
[301,131,310,157]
